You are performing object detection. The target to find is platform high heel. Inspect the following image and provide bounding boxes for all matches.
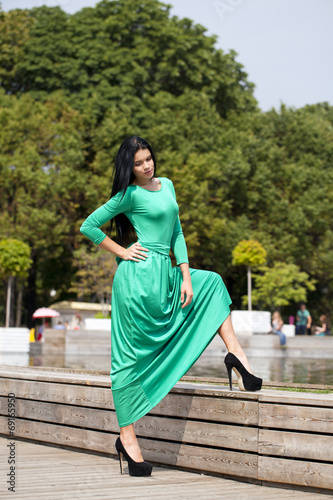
[115,436,153,476]
[224,352,262,392]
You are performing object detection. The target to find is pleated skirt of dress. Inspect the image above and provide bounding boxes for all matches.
[110,245,232,427]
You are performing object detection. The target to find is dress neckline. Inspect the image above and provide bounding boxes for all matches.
[130,177,163,193]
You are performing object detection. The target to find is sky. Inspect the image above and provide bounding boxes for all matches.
[1,0,332,111]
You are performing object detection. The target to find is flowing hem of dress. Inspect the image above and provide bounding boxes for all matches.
[115,304,231,427]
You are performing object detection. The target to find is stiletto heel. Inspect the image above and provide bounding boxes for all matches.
[117,450,124,474]
[226,363,233,391]
[224,352,262,392]
[115,436,153,476]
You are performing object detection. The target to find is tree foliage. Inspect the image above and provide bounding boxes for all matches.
[248,263,316,311]
[0,0,332,325]
[0,238,32,327]
[0,239,32,279]
[69,245,117,316]
[1,0,257,120]
[232,240,267,267]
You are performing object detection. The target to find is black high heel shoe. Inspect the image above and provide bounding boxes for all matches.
[115,436,153,476]
[224,352,262,392]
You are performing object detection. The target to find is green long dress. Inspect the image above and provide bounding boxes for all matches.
[80,177,232,427]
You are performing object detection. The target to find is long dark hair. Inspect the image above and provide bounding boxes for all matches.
[110,136,157,246]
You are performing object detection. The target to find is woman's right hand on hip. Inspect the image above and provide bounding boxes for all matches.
[122,242,149,262]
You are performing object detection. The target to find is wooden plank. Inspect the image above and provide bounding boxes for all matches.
[0,420,257,479]
[2,365,333,393]
[153,393,259,425]
[172,382,259,400]
[138,436,258,478]
[259,429,333,461]
[0,397,118,430]
[0,379,115,410]
[259,391,333,408]
[181,375,333,391]
[0,437,327,499]
[1,366,333,492]
[258,456,333,490]
[0,378,258,424]
[259,403,333,433]
[0,398,258,452]
[0,365,110,375]
[0,367,258,400]
[136,415,258,452]
[0,417,115,454]
[0,368,111,387]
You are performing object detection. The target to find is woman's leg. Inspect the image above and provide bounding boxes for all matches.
[217,314,252,373]
[119,314,252,460]
[277,330,287,346]
[119,423,144,462]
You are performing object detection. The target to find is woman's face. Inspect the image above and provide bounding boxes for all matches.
[132,148,154,183]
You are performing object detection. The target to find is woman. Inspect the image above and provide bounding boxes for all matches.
[315,314,331,336]
[80,136,262,477]
[272,311,287,346]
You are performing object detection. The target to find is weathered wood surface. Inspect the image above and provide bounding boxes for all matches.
[259,429,333,461]
[3,364,332,391]
[0,437,324,500]
[0,418,257,479]
[258,456,333,490]
[259,403,333,432]
[1,365,333,492]
[258,391,333,407]
[0,397,258,452]
[182,374,333,392]
[0,378,259,425]
[0,366,110,386]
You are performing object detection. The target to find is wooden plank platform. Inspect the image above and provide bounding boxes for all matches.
[0,366,332,493]
[0,437,326,499]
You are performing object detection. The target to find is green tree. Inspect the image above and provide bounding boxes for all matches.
[70,246,117,316]
[249,263,316,311]
[0,238,32,327]
[232,240,267,311]
[0,7,33,92]
[0,89,93,325]
[8,0,257,121]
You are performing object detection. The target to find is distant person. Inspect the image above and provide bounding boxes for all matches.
[29,327,36,342]
[315,315,331,336]
[70,313,82,330]
[272,311,287,346]
[54,321,65,330]
[64,321,69,330]
[296,303,312,335]
[37,324,43,341]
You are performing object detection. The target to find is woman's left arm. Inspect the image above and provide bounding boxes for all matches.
[179,263,193,308]
[168,179,193,308]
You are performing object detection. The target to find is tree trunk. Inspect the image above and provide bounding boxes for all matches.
[15,282,23,327]
[26,250,37,328]
[247,265,252,312]
[5,276,13,328]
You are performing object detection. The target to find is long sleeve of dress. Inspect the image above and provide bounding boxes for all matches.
[80,190,132,245]
[169,181,189,266]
